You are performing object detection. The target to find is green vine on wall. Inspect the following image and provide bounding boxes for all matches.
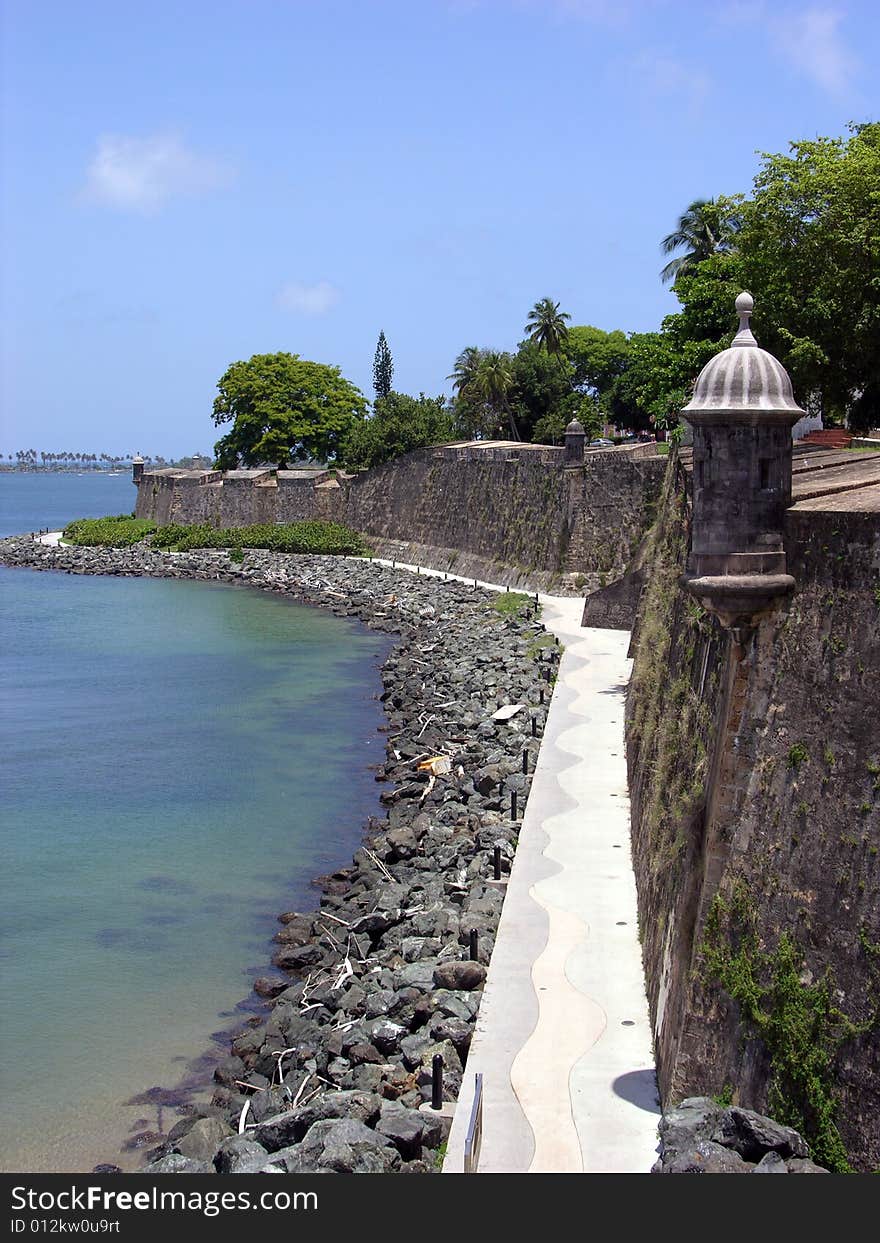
[700,884,877,1172]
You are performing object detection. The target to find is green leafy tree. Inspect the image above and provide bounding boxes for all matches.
[524,296,571,355]
[737,122,880,427]
[341,392,454,470]
[509,339,577,443]
[212,352,367,469]
[372,331,394,402]
[564,325,631,396]
[665,253,745,348]
[533,395,603,445]
[604,333,695,433]
[660,196,743,284]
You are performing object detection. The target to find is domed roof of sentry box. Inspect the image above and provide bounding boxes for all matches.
[565,418,585,434]
[682,292,804,418]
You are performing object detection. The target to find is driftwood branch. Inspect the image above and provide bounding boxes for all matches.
[363,848,394,882]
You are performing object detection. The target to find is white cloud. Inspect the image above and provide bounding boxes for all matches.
[628,49,712,112]
[83,133,232,212]
[775,6,855,94]
[276,280,341,316]
[718,4,857,95]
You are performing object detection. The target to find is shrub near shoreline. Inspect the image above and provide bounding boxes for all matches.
[63,516,369,557]
[62,514,158,546]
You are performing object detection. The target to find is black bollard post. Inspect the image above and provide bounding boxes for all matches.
[539,688,544,705]
[522,750,528,774]
[469,928,479,961]
[511,790,518,820]
[431,1055,443,1110]
[531,715,537,738]
[493,845,502,880]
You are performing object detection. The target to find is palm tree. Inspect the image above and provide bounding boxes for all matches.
[660,196,742,284]
[524,297,571,356]
[447,346,483,398]
[476,350,520,441]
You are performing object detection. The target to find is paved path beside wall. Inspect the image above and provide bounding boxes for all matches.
[368,560,660,1173]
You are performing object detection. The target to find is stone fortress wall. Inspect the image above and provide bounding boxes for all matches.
[625,456,880,1169]
[135,440,667,593]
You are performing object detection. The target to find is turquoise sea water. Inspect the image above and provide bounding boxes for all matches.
[0,474,391,1171]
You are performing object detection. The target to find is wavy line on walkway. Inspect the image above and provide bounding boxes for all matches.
[510,895,606,1172]
[506,648,610,1171]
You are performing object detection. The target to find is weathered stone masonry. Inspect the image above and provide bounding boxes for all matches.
[135,442,666,593]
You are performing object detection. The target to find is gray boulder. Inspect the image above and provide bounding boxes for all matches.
[214,1136,269,1174]
[369,1018,407,1054]
[433,961,486,991]
[655,1097,724,1168]
[253,1089,382,1152]
[753,1151,789,1173]
[176,1117,233,1161]
[377,1104,444,1159]
[786,1157,830,1173]
[658,1140,752,1174]
[265,1119,400,1174]
[712,1107,810,1161]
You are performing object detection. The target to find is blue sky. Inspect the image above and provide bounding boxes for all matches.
[1,0,877,458]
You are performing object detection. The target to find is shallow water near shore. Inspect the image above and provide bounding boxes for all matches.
[0,563,391,1172]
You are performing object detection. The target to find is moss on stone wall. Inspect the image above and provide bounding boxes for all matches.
[699,882,878,1172]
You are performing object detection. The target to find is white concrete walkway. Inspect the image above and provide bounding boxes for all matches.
[365,561,659,1173]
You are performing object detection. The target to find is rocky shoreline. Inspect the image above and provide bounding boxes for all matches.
[1,535,561,1174]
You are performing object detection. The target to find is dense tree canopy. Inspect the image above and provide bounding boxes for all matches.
[738,122,880,426]
[563,325,630,396]
[340,391,454,470]
[212,353,367,469]
[509,340,577,442]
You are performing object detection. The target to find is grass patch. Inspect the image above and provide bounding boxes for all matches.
[489,591,535,618]
[526,632,557,658]
[63,514,157,547]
